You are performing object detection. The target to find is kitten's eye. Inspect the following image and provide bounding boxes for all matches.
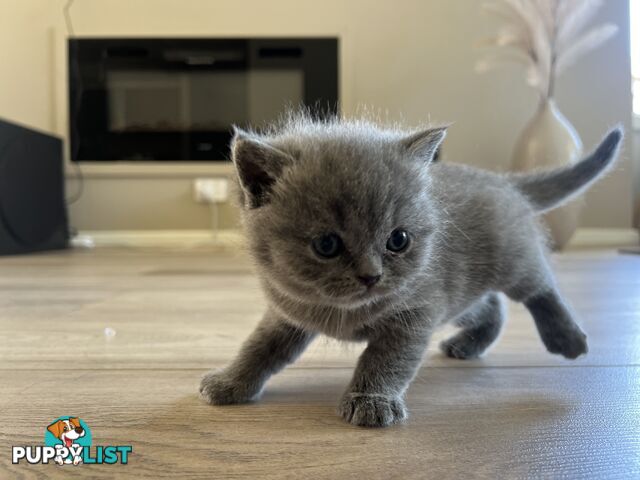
[386,229,410,252]
[312,233,343,258]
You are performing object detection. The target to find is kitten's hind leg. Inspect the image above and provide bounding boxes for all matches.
[440,293,505,360]
[506,254,587,359]
[522,290,587,359]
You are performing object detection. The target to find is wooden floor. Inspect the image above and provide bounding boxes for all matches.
[1,247,639,479]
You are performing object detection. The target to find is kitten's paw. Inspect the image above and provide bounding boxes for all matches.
[541,327,588,359]
[338,393,407,428]
[440,335,486,360]
[199,370,259,405]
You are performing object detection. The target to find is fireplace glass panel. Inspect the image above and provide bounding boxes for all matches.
[69,38,338,161]
[107,70,303,133]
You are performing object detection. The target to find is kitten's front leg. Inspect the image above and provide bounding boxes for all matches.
[200,309,315,405]
[339,317,431,428]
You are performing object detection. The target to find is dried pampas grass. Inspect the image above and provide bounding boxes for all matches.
[477,0,618,99]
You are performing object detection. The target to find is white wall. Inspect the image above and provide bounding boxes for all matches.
[1,0,636,230]
[0,0,56,132]
[634,129,640,226]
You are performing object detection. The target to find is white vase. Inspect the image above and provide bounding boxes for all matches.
[511,99,583,250]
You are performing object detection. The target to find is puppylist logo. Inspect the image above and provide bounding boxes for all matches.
[12,416,132,466]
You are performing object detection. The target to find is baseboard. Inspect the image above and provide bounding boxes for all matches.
[72,228,639,250]
[71,229,245,248]
[566,228,639,249]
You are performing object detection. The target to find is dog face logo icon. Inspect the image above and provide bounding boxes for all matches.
[47,418,85,448]
[44,417,92,466]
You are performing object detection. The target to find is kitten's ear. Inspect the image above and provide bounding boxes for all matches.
[401,126,448,163]
[231,128,294,208]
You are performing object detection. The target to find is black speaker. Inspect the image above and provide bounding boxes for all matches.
[0,118,69,255]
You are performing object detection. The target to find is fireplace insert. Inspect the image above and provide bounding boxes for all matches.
[69,38,338,161]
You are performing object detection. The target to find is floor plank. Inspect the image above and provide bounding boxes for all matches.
[2,367,640,479]
[1,249,638,370]
[1,247,639,478]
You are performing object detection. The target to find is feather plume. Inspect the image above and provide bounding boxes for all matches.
[477,0,617,99]
[556,24,618,74]
[557,0,603,49]
[475,50,533,73]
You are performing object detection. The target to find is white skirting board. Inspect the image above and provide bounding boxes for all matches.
[567,228,639,248]
[71,229,245,249]
[71,228,639,250]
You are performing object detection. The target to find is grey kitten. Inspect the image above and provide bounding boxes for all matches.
[200,116,623,427]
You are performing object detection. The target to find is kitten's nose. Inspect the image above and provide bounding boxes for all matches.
[357,274,381,288]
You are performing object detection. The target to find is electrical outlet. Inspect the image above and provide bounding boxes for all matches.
[193,178,229,203]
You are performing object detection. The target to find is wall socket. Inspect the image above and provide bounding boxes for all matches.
[193,177,229,203]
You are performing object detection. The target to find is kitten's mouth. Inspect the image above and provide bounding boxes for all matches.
[356,283,391,297]
[335,297,377,309]
[324,286,390,309]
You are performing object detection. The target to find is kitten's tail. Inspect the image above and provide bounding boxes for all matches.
[510,127,623,213]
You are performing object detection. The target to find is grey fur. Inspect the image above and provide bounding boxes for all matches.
[440,292,505,359]
[200,115,623,427]
[200,309,315,404]
[511,128,622,212]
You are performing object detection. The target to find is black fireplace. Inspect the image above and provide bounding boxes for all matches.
[69,38,339,161]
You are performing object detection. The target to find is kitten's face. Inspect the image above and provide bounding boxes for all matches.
[233,122,446,309]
